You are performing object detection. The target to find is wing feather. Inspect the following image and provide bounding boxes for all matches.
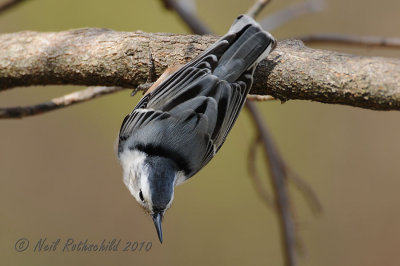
[118,14,276,179]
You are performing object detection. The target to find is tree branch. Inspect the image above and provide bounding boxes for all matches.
[0,86,125,118]
[246,0,272,19]
[1,29,400,111]
[247,135,275,208]
[0,0,27,13]
[259,0,324,31]
[246,102,297,266]
[247,94,276,101]
[161,0,211,35]
[298,33,400,48]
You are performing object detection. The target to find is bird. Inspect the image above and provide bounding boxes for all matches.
[117,14,277,243]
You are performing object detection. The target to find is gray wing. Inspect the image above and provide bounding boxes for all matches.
[118,69,253,176]
[118,14,275,177]
[117,25,234,155]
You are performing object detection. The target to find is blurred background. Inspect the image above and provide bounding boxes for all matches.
[1,0,400,265]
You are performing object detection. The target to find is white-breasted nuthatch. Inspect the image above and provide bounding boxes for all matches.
[117,14,277,243]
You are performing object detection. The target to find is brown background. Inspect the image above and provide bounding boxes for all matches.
[1,0,400,265]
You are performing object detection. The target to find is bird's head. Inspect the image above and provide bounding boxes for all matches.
[119,149,183,243]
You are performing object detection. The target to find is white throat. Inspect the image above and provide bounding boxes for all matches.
[119,149,152,205]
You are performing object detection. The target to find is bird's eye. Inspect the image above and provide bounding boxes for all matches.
[139,190,145,202]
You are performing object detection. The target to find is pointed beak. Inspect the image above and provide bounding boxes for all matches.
[152,212,163,243]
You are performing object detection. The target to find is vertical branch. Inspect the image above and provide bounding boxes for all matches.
[248,135,275,208]
[246,101,297,266]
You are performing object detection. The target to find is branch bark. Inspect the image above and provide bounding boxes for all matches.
[1,29,400,111]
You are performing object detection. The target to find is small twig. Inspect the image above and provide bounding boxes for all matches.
[0,0,27,13]
[287,169,322,214]
[247,94,276,101]
[298,33,400,48]
[260,0,325,31]
[246,0,272,19]
[246,102,321,215]
[246,101,297,266]
[161,0,211,35]
[248,135,275,208]
[0,86,126,119]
